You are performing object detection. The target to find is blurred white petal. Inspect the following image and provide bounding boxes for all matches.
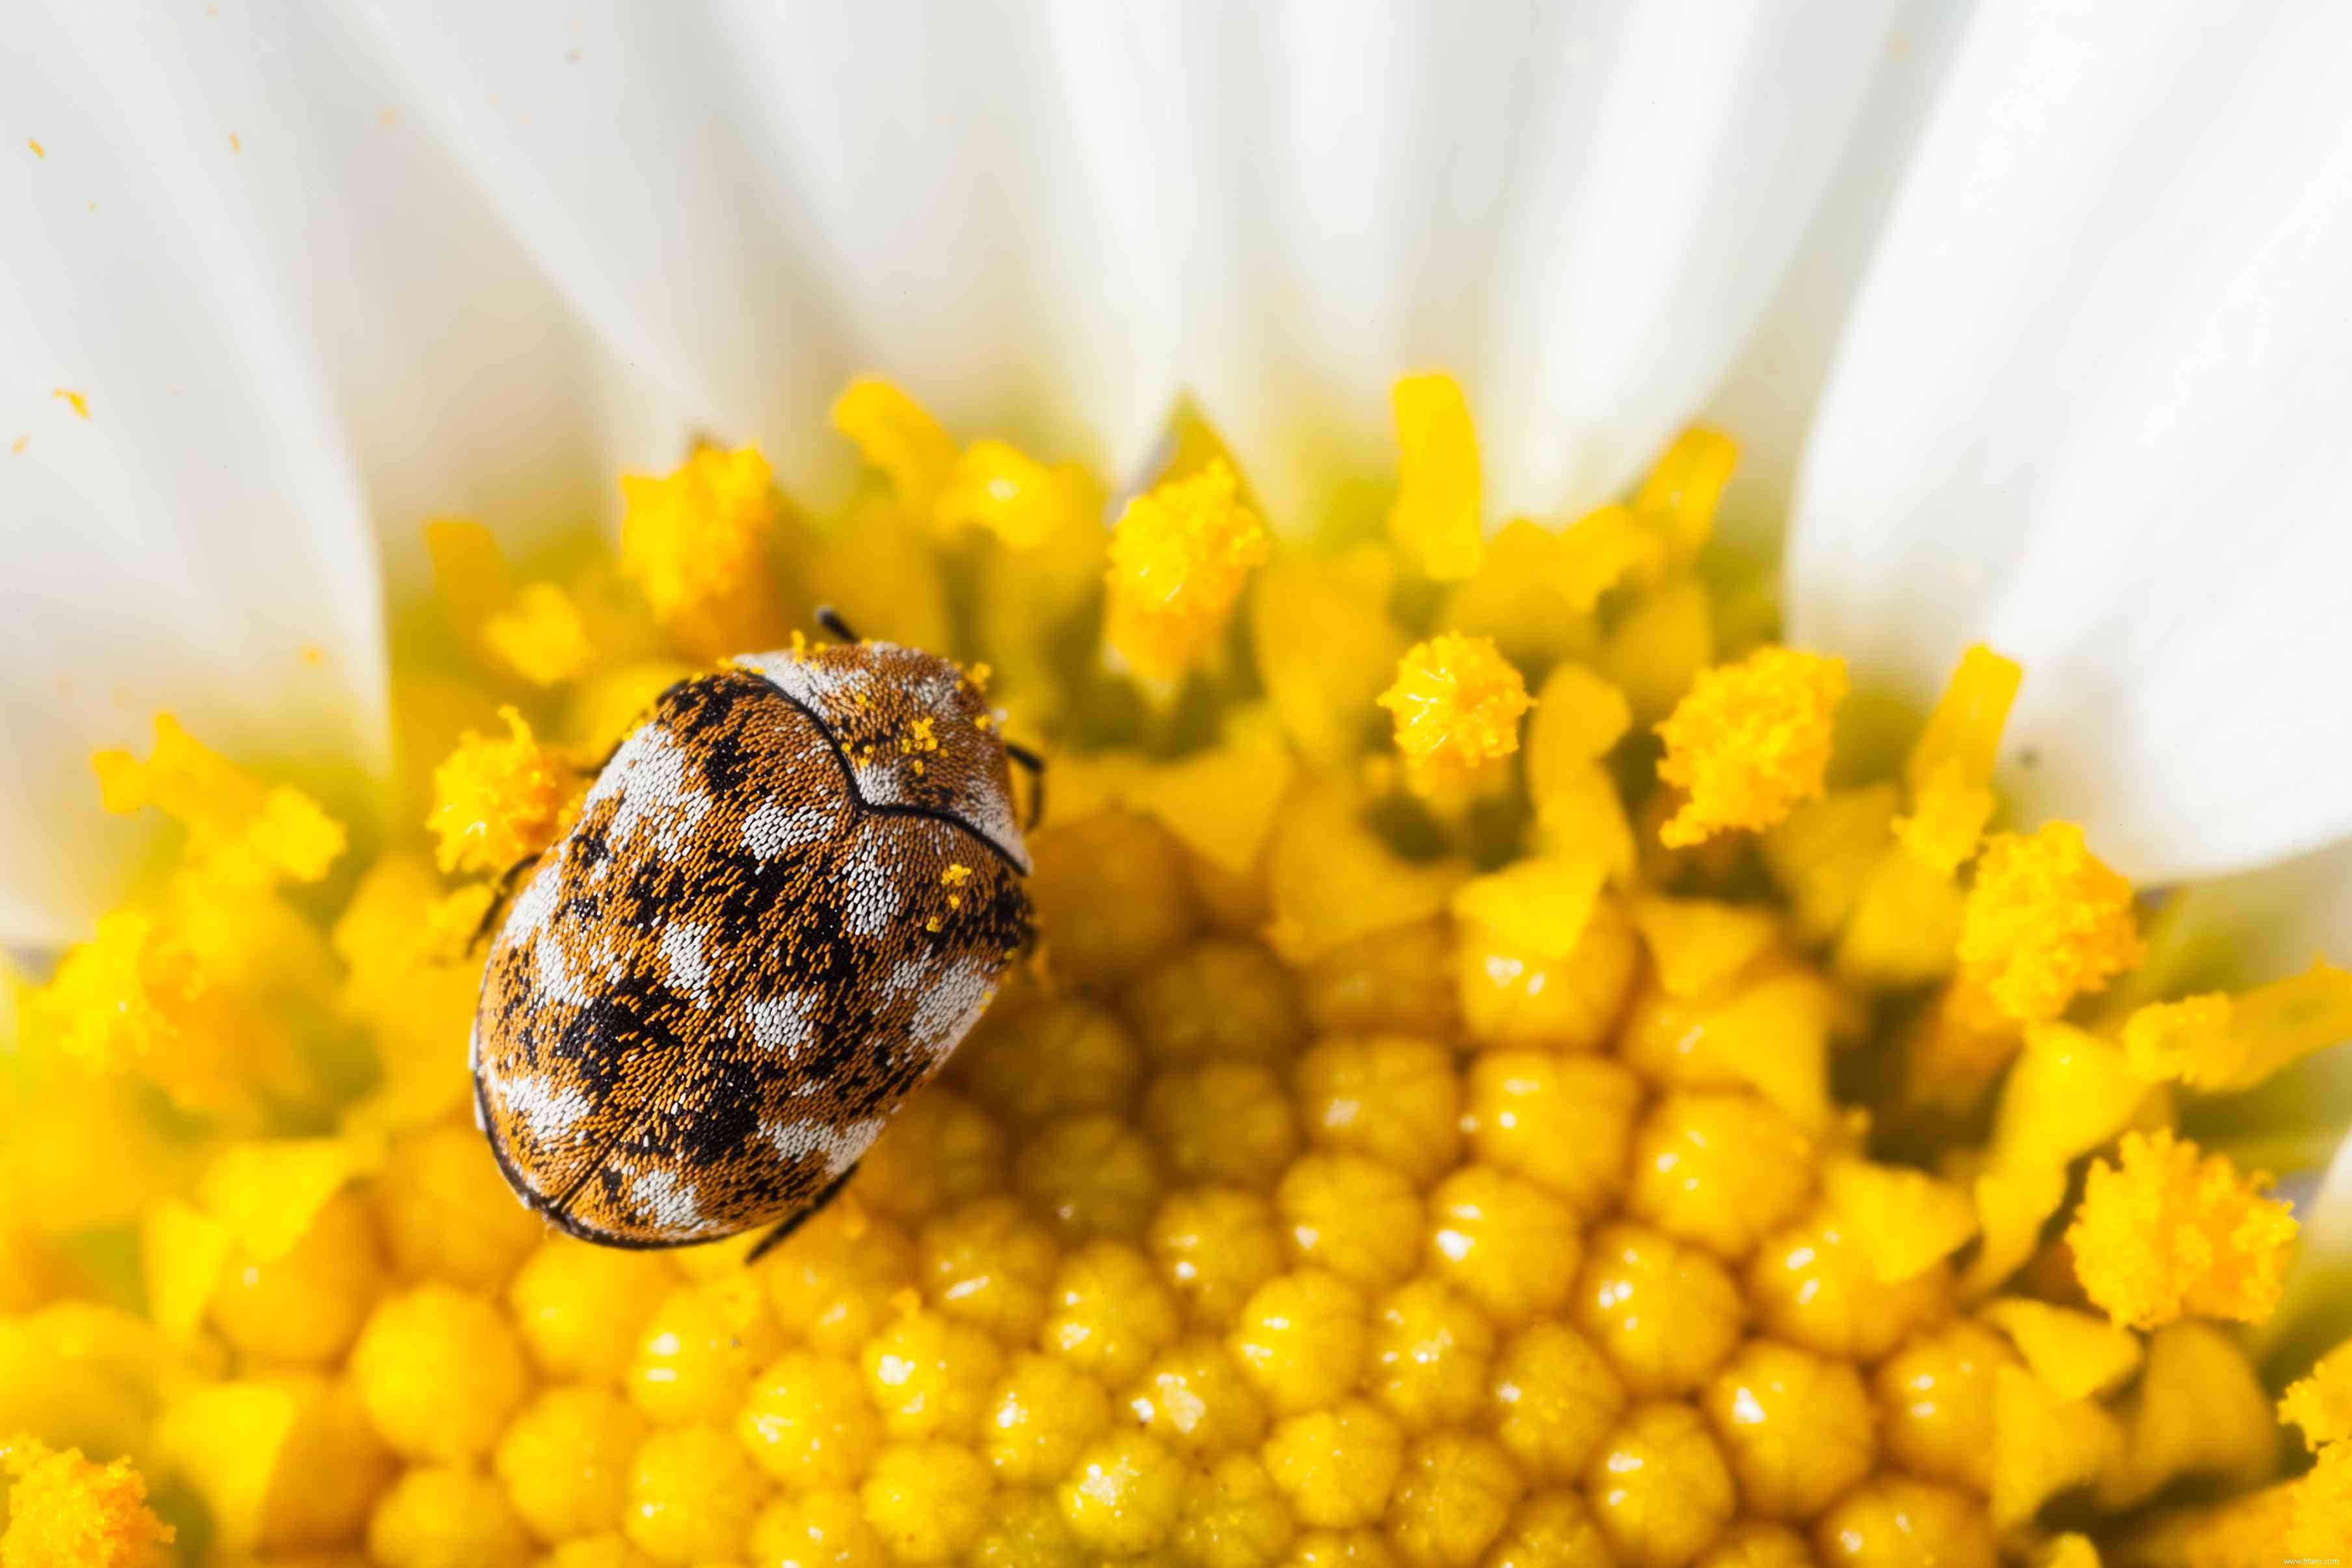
[1702,0,1977,557]
[1787,0,2352,883]
[0,5,622,947]
[349,0,1902,522]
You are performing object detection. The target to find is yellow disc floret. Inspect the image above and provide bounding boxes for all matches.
[0,1437,174,1568]
[1386,372,1484,582]
[1655,648,1847,847]
[1104,458,1270,682]
[93,711,346,887]
[1377,633,1534,789]
[21,366,2345,1568]
[425,706,575,875]
[2066,1128,2299,1330]
[483,580,596,687]
[1955,821,2144,1023]
[833,376,959,516]
[2280,1338,2352,1450]
[618,441,784,659]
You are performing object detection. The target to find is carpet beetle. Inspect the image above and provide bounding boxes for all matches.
[472,613,1036,1258]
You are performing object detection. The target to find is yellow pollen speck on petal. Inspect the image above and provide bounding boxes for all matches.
[936,437,1069,550]
[833,375,959,516]
[53,388,88,418]
[1104,458,1269,683]
[482,581,595,687]
[1895,644,2020,875]
[1653,647,1846,847]
[1378,631,1532,788]
[0,1435,176,1568]
[425,705,574,875]
[2068,1128,2297,1331]
[1630,425,1737,565]
[27,139,44,157]
[619,441,784,658]
[93,712,345,886]
[1387,371,1483,581]
[2280,1340,2352,1449]
[1957,822,2143,1024]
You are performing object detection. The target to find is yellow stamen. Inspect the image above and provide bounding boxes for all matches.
[936,438,1070,551]
[481,581,595,687]
[2280,1339,2352,1449]
[1956,822,2143,1023]
[1894,644,2021,874]
[1629,426,1737,566]
[2291,1441,2352,1554]
[1449,855,1607,962]
[1991,1363,2122,1530]
[619,442,784,658]
[425,706,574,875]
[94,713,345,887]
[2067,1128,2298,1330]
[1653,648,1847,847]
[1544,505,1664,612]
[1103,458,1269,683]
[1377,632,1533,788]
[1979,1298,2143,1401]
[832,376,959,516]
[1387,371,1483,581]
[29,910,231,1102]
[0,1435,175,1567]
[2122,962,2352,1093]
[1821,1156,1980,1283]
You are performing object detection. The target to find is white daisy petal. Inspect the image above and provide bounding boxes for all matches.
[0,3,643,948]
[1049,0,1908,523]
[2,6,387,946]
[347,1,1904,524]
[1787,0,2352,883]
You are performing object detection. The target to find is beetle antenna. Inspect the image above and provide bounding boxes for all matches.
[815,605,859,643]
[1003,742,1047,831]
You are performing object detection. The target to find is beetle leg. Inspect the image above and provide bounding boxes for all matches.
[745,1162,863,1264]
[470,853,543,955]
[1004,741,1047,831]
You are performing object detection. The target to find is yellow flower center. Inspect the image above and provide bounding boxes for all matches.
[8,368,2347,1563]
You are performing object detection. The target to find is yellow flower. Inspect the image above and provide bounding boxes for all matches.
[0,1436,174,1568]
[4,371,2346,1566]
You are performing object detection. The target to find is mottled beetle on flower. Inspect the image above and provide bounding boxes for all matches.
[471,610,1037,1258]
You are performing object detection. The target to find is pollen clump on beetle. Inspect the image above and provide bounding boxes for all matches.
[7,368,2349,1566]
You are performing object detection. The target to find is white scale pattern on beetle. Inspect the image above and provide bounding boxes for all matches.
[660,920,714,1007]
[764,1113,889,1178]
[743,992,817,1056]
[740,795,836,860]
[840,841,902,938]
[626,1164,722,1238]
[594,724,712,860]
[496,1071,595,1145]
[734,643,1030,871]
